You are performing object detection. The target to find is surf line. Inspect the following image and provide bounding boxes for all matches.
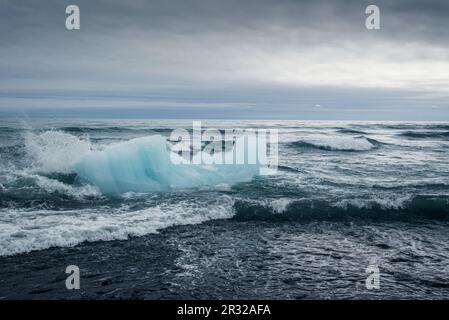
[168,120,279,175]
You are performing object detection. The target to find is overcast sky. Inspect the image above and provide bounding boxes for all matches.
[1,0,449,119]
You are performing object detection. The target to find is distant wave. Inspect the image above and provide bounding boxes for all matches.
[380,124,449,130]
[233,195,449,222]
[0,127,21,133]
[288,136,380,151]
[398,131,449,139]
[423,124,449,130]
[24,130,94,174]
[60,126,174,135]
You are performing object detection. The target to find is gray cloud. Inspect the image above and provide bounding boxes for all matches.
[1,0,449,119]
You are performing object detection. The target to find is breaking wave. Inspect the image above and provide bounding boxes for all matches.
[288,136,378,151]
[24,130,94,174]
[2,192,449,256]
[232,195,449,222]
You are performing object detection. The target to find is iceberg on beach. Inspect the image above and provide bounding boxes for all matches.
[75,135,260,193]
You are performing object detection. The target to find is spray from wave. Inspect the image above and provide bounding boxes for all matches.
[0,131,101,204]
[0,195,235,256]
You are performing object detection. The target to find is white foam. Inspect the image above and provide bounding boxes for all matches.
[33,174,101,198]
[0,195,235,256]
[335,195,413,210]
[1,168,101,199]
[270,198,293,213]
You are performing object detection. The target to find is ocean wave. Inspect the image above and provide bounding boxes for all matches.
[32,174,101,198]
[0,195,234,256]
[335,128,367,135]
[0,127,22,134]
[288,136,378,151]
[60,126,175,135]
[2,192,448,256]
[423,124,449,130]
[232,195,449,222]
[398,131,449,139]
[2,120,449,259]
[269,198,294,213]
[379,124,449,131]
[60,126,133,133]
[0,169,102,210]
[24,130,94,173]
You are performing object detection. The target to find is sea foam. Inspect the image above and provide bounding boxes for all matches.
[0,195,235,256]
[25,130,93,173]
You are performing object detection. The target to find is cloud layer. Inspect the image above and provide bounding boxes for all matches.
[1,0,449,119]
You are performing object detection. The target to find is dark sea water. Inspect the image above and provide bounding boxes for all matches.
[0,119,449,299]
